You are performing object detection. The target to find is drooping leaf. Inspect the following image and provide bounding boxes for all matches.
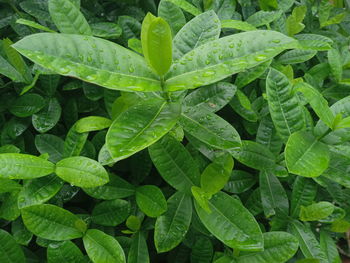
[12,33,161,92]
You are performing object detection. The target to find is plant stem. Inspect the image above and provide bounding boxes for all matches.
[160,75,170,102]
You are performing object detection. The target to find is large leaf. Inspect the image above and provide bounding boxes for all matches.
[266,68,305,141]
[148,134,200,193]
[165,30,298,91]
[48,0,91,35]
[154,192,192,253]
[237,232,299,263]
[83,229,126,263]
[195,191,263,251]
[0,229,25,263]
[285,131,330,177]
[12,33,161,92]
[0,153,55,179]
[21,204,87,241]
[173,10,221,60]
[55,156,109,187]
[106,98,181,161]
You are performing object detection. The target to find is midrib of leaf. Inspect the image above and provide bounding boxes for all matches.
[264,171,276,215]
[291,224,321,259]
[137,191,164,210]
[56,166,102,181]
[86,234,116,259]
[30,176,60,198]
[289,139,318,170]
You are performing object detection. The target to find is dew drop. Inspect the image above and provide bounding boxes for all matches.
[202,71,215,77]
[255,55,267,61]
[272,39,281,43]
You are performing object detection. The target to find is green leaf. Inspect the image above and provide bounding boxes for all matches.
[48,0,91,35]
[288,220,328,262]
[154,192,192,253]
[128,232,150,263]
[35,134,64,163]
[296,83,334,128]
[294,34,333,51]
[327,48,342,82]
[259,170,289,217]
[163,0,201,16]
[259,0,278,10]
[183,82,236,113]
[158,0,186,35]
[83,174,135,200]
[0,178,22,193]
[180,108,241,150]
[229,90,258,122]
[148,134,200,194]
[47,241,85,263]
[201,153,233,196]
[195,191,263,251]
[55,156,109,187]
[21,204,87,241]
[256,116,283,155]
[16,18,56,33]
[290,177,317,218]
[236,232,299,263]
[320,231,341,263]
[92,199,130,226]
[230,141,276,170]
[0,229,25,263]
[0,191,20,221]
[221,19,257,31]
[17,175,63,208]
[285,131,330,177]
[11,218,33,246]
[63,124,88,158]
[286,5,307,36]
[224,170,256,194]
[246,11,282,27]
[173,10,221,60]
[83,229,126,263]
[141,14,172,76]
[32,98,62,133]
[136,185,167,217]
[165,30,298,91]
[0,55,24,82]
[266,68,305,141]
[9,93,45,118]
[91,22,122,39]
[277,49,317,64]
[191,186,211,213]
[191,236,213,263]
[300,202,334,221]
[12,33,161,92]
[75,116,112,133]
[0,153,55,179]
[235,60,271,89]
[106,98,181,161]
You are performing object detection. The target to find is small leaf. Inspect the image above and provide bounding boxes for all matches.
[32,98,62,133]
[0,153,55,179]
[136,185,167,217]
[286,5,307,36]
[91,22,122,39]
[21,204,87,241]
[83,229,126,263]
[75,116,112,133]
[328,48,342,82]
[164,0,201,16]
[55,156,109,187]
[0,229,25,263]
[47,241,85,263]
[221,19,257,31]
[285,131,330,177]
[92,199,130,226]
[10,93,45,117]
[300,202,334,221]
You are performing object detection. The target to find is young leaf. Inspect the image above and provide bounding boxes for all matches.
[285,131,330,177]
[136,185,167,217]
[173,10,221,60]
[75,116,112,133]
[0,153,55,179]
[0,229,25,263]
[195,191,263,251]
[236,232,299,263]
[266,68,305,141]
[327,48,342,82]
[47,241,85,263]
[55,156,109,187]
[221,19,257,31]
[165,30,298,91]
[154,192,192,253]
[83,229,126,263]
[299,202,334,221]
[21,204,87,241]
[12,33,161,92]
[92,199,130,227]
[48,0,91,35]
[141,14,172,76]
[106,98,181,161]
[286,5,307,36]
[149,134,200,194]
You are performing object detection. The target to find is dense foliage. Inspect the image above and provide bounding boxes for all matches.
[0,0,350,262]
